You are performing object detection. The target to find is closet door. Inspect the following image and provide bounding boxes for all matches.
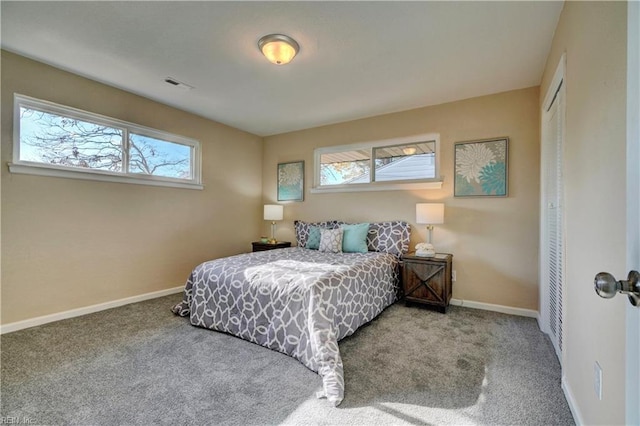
[540,77,565,361]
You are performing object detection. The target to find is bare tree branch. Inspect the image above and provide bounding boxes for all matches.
[21,109,190,178]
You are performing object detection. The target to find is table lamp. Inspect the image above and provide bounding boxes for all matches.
[415,203,445,257]
[264,204,284,243]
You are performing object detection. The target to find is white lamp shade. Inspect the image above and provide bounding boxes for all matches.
[416,203,444,224]
[264,204,284,221]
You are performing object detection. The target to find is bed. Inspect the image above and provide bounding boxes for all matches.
[172,220,410,406]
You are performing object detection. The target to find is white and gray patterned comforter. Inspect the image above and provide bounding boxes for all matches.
[172,247,399,406]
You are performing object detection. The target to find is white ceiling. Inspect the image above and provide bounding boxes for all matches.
[1,1,563,137]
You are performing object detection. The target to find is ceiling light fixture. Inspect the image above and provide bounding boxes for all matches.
[258,34,299,65]
[402,147,417,155]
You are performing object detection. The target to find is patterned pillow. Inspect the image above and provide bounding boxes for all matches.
[294,220,341,248]
[366,221,411,256]
[319,228,344,253]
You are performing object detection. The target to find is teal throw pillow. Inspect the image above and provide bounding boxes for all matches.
[341,223,370,253]
[306,226,321,250]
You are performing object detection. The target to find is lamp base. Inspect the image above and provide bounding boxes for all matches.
[270,221,277,243]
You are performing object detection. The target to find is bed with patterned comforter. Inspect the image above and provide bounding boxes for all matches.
[172,220,410,405]
[171,247,400,406]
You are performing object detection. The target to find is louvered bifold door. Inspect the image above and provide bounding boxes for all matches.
[542,83,565,361]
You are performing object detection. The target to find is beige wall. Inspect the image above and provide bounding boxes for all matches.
[540,2,628,424]
[263,87,540,311]
[1,51,263,325]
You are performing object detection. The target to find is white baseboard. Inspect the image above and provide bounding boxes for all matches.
[0,286,184,334]
[562,374,584,425]
[2,292,537,333]
[450,298,538,318]
[536,313,543,330]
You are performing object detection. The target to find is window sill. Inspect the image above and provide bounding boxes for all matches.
[310,180,443,194]
[8,162,204,190]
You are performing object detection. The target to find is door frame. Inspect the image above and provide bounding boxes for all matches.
[539,53,566,362]
[626,1,639,424]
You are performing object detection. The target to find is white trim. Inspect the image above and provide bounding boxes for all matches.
[449,298,538,318]
[0,286,184,334]
[626,1,640,424]
[539,53,567,361]
[315,133,440,156]
[543,53,566,112]
[311,180,442,193]
[536,312,543,330]
[562,375,584,426]
[8,162,204,190]
[12,93,202,188]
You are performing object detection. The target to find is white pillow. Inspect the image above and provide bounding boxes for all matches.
[319,228,344,253]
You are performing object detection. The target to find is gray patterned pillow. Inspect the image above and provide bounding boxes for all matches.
[319,228,344,253]
[366,221,411,256]
[294,220,341,248]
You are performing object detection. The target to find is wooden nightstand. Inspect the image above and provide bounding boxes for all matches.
[251,241,291,252]
[401,253,453,313]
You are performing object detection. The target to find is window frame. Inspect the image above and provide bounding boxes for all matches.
[312,133,442,193]
[10,94,203,190]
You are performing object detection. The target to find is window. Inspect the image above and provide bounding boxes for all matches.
[319,148,370,186]
[11,94,202,189]
[313,134,442,192]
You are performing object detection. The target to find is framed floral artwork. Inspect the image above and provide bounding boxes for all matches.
[454,137,508,197]
[277,161,304,201]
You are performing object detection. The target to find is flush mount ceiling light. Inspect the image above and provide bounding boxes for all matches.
[258,34,299,65]
[402,146,417,155]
